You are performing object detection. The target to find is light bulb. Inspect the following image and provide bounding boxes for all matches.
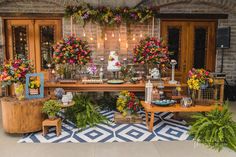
[104,34,107,40]
[132,34,136,41]
[90,37,93,40]
[119,38,121,42]
[140,33,143,38]
[83,32,86,37]
[112,32,115,37]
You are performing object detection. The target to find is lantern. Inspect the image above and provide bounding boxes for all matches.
[145,80,153,104]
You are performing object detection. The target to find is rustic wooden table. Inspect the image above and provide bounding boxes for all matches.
[141,101,222,131]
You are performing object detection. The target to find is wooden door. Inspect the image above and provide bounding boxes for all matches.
[5,19,62,80]
[6,20,35,61]
[161,20,216,83]
[161,21,189,82]
[34,20,61,79]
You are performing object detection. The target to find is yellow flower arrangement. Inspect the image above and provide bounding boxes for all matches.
[187,68,213,90]
[116,90,140,116]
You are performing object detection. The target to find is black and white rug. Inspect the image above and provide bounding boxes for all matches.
[18,110,192,143]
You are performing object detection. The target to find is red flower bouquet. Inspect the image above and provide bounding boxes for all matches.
[0,56,34,87]
[133,37,170,67]
[53,35,92,65]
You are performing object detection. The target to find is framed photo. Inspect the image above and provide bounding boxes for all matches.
[25,73,44,99]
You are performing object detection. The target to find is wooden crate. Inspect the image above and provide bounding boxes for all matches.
[114,112,143,124]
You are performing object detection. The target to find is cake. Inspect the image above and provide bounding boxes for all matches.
[107,51,121,72]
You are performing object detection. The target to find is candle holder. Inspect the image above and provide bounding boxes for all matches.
[168,60,177,84]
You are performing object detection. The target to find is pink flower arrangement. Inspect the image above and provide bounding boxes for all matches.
[53,35,92,65]
[0,56,34,86]
[133,37,170,66]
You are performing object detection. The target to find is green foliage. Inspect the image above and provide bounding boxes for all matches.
[189,102,236,152]
[65,94,108,131]
[96,94,117,111]
[42,100,61,117]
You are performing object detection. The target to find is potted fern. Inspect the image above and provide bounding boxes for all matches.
[188,102,236,152]
[42,100,61,120]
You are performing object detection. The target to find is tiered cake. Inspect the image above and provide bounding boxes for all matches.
[107,51,121,72]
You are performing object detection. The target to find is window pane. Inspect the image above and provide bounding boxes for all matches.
[12,25,28,57]
[40,25,55,69]
[167,27,181,69]
[193,28,207,69]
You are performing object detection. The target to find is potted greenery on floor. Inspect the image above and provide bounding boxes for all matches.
[42,100,61,120]
[188,102,236,152]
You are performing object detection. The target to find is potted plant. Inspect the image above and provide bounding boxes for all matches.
[188,102,236,152]
[0,55,34,100]
[42,100,61,120]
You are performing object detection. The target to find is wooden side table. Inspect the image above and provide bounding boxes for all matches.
[42,118,62,136]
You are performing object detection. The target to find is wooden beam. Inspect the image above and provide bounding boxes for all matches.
[155,13,228,19]
[0,13,64,18]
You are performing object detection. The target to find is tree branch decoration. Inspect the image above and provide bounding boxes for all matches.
[65,3,158,26]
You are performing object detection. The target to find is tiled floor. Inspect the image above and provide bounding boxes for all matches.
[0,102,236,157]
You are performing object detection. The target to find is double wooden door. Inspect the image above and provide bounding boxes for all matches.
[6,19,62,79]
[161,20,216,82]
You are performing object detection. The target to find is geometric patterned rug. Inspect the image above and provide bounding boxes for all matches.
[18,110,193,143]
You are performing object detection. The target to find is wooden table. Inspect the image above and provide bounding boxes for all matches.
[141,101,222,131]
[44,81,187,96]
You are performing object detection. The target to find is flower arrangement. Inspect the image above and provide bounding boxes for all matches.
[0,56,34,87]
[53,35,92,65]
[116,91,141,116]
[187,68,213,90]
[133,37,170,69]
[65,3,157,26]
[87,63,97,76]
[29,79,40,89]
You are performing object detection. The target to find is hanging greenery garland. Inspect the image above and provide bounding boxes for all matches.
[65,3,158,26]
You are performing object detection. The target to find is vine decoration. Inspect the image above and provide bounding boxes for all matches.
[65,3,158,27]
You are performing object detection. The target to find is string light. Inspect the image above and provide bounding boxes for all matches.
[132,34,136,41]
[83,29,86,37]
[112,31,115,37]
[90,37,93,41]
[140,31,143,38]
[118,33,121,42]
[104,33,107,40]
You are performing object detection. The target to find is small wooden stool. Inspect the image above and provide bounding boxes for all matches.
[42,118,62,136]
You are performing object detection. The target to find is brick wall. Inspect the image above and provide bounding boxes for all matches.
[0,0,235,85]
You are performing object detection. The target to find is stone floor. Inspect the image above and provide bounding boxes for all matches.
[0,102,236,157]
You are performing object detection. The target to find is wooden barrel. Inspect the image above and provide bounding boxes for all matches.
[1,97,50,134]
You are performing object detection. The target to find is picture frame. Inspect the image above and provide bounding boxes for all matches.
[25,73,44,99]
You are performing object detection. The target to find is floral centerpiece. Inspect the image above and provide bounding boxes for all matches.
[116,90,141,116]
[0,56,34,100]
[53,35,92,65]
[133,37,170,72]
[53,35,92,79]
[187,68,213,91]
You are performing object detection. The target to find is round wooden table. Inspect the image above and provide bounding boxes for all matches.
[1,97,50,134]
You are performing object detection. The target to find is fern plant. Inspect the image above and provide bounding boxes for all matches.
[65,94,108,130]
[189,102,236,152]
